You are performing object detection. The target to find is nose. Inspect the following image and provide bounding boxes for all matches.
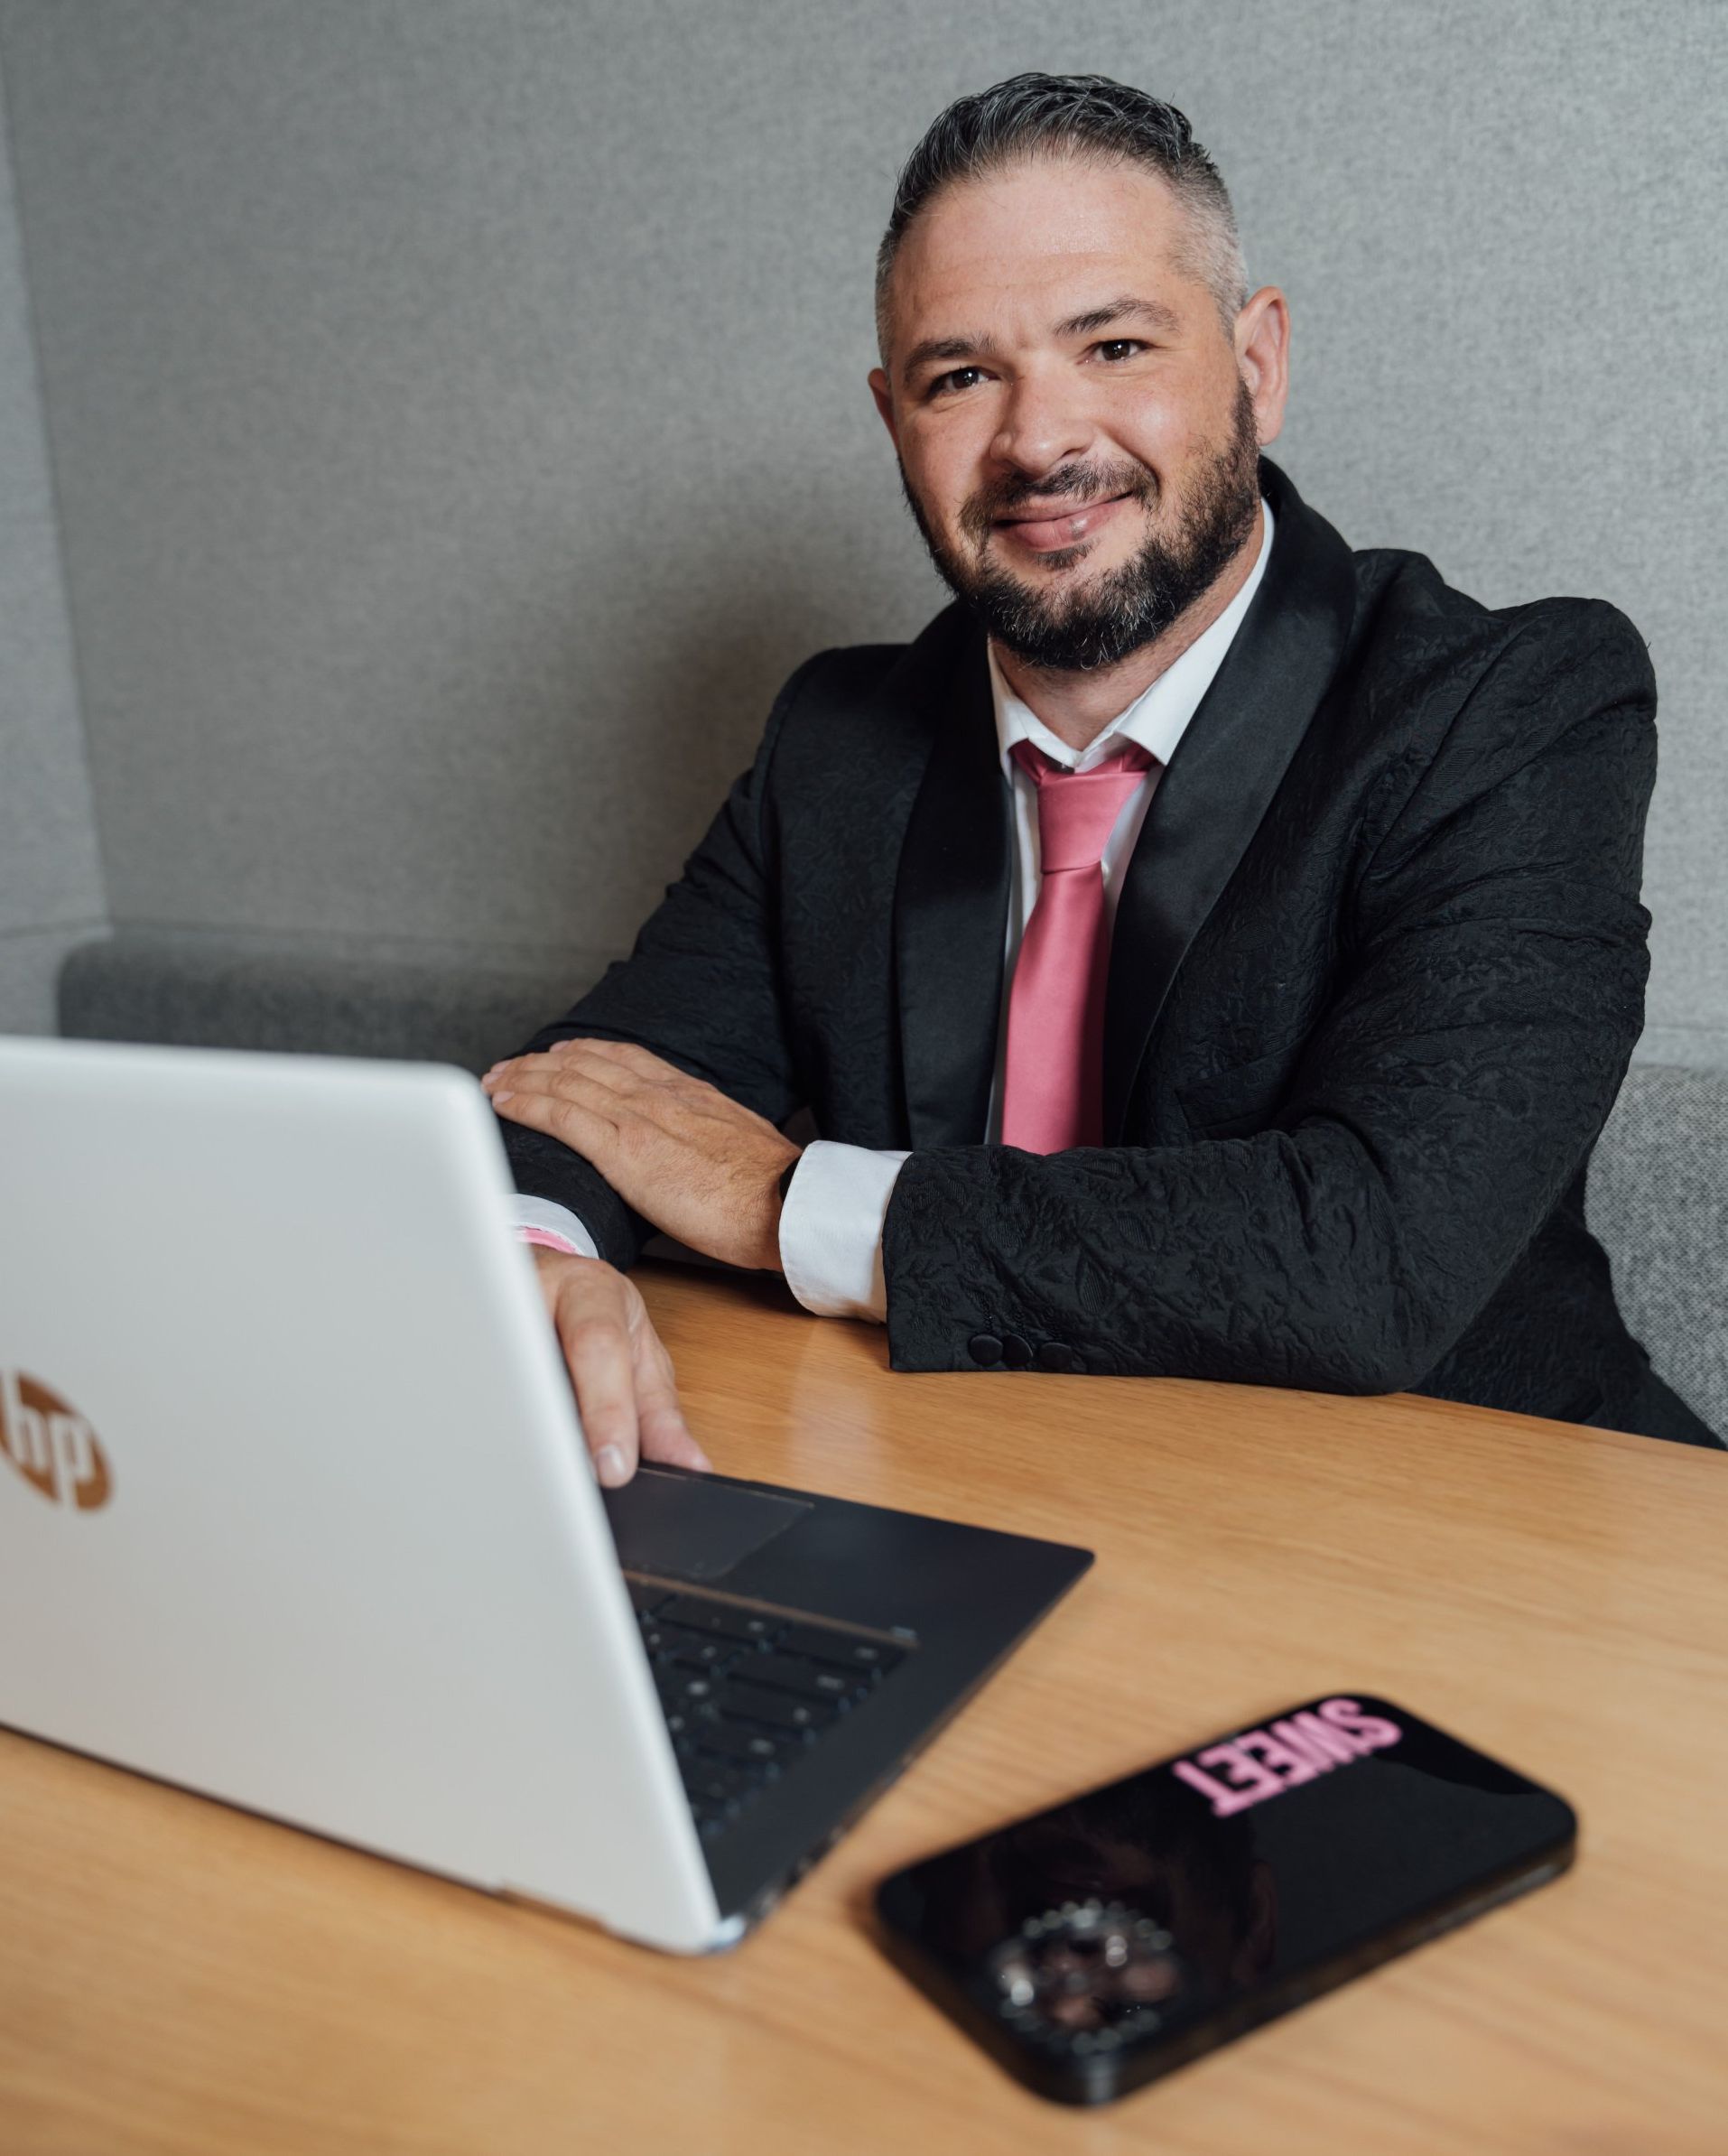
[989,367,1093,481]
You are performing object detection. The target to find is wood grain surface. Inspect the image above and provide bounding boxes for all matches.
[3,1260,1724,2154]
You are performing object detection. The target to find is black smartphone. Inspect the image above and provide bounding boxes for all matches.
[875,1695,1576,2106]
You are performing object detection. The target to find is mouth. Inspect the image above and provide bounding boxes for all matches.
[991,490,1134,557]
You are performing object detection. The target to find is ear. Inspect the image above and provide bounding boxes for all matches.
[868,366,900,452]
[1234,287,1291,448]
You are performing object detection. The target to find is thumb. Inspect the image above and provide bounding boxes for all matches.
[631,1324,711,1473]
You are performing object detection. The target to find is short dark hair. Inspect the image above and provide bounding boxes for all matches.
[876,73,1247,358]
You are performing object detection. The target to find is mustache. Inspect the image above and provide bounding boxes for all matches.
[958,460,1157,545]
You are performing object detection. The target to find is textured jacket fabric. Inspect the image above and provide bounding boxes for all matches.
[503,458,1688,1437]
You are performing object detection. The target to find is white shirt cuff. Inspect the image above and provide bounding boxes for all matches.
[510,1195,601,1262]
[778,1139,909,1323]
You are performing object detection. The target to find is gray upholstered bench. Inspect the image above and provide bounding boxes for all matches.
[58,933,602,1078]
[1587,1064,1728,1439]
[57,934,1726,1436]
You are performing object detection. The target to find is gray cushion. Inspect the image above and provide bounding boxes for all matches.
[1587,1063,1728,1437]
[58,933,602,1076]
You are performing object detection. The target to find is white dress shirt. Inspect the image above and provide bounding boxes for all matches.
[515,499,1275,1320]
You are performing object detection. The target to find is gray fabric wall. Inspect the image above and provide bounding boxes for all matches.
[0,0,1723,1059]
[0,34,104,1033]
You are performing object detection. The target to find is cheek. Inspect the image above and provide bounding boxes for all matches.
[1102,366,1226,478]
[1102,392,1189,475]
[906,407,996,518]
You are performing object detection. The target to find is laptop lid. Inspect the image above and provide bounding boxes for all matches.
[0,1037,723,1951]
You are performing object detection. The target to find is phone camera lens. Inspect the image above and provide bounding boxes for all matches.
[986,1899,1185,2047]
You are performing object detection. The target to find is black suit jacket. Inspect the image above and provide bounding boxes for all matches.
[504,458,1668,1432]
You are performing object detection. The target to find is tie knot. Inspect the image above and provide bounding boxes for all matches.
[1011,738,1157,874]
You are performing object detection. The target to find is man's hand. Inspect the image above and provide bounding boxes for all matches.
[531,1245,711,1488]
[484,1039,800,1272]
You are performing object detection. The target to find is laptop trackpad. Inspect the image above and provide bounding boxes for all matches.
[602,1467,811,1583]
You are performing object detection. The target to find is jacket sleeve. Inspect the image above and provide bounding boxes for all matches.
[498,660,813,1269]
[881,600,1658,1390]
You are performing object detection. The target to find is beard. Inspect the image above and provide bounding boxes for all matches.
[901,377,1263,673]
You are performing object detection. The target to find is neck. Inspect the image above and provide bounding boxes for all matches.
[991,500,1266,752]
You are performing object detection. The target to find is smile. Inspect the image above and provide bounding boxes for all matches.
[991,492,1134,556]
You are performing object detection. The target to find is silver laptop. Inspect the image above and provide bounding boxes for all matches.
[0,1036,1089,1951]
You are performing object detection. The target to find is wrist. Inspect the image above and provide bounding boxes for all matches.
[763,1149,803,1274]
[528,1238,599,1271]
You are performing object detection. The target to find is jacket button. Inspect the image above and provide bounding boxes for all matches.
[1036,1342,1074,1373]
[968,1333,1004,1367]
[1001,1334,1033,1369]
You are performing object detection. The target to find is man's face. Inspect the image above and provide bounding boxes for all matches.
[870,156,1286,671]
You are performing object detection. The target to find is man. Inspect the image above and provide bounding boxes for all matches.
[482,74,1722,1480]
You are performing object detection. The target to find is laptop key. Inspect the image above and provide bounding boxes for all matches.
[684,1761,756,1808]
[658,1595,783,1646]
[648,1619,726,1658]
[743,1652,869,1704]
[721,1680,838,1733]
[697,1722,794,1770]
[776,1624,904,1676]
[664,1634,739,1673]
[657,1670,718,1709]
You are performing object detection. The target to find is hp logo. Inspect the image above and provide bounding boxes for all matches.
[0,1369,111,1510]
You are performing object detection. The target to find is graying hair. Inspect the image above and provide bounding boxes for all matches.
[875,73,1249,361]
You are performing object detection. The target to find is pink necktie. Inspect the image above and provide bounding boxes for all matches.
[1000,739,1157,1153]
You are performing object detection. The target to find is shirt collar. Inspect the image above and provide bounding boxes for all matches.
[989,496,1275,776]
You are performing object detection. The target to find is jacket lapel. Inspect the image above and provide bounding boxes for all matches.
[892,622,1010,1148]
[1101,459,1359,1141]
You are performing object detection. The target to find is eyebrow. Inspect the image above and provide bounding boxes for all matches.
[900,293,1182,382]
[1054,293,1182,339]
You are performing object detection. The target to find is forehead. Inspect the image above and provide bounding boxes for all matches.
[887,155,1202,338]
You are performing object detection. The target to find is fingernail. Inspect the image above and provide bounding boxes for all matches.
[595,1445,627,1487]
[491,1089,513,1104]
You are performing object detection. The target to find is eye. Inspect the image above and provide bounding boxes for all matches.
[1093,339,1147,363]
[927,365,989,399]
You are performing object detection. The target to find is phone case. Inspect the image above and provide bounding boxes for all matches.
[874,1695,1576,2105]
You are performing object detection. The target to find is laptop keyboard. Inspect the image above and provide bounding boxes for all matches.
[627,1580,912,1841]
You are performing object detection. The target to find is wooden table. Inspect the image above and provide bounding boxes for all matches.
[4,1263,1725,2154]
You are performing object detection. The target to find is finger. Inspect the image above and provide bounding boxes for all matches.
[560,1039,689,1086]
[492,1062,703,1178]
[487,1083,620,1165]
[485,1051,634,1104]
[544,1042,695,1110]
[557,1304,641,1487]
[486,1057,651,1133]
[535,1047,758,1144]
[487,1060,617,1110]
[631,1326,711,1473]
